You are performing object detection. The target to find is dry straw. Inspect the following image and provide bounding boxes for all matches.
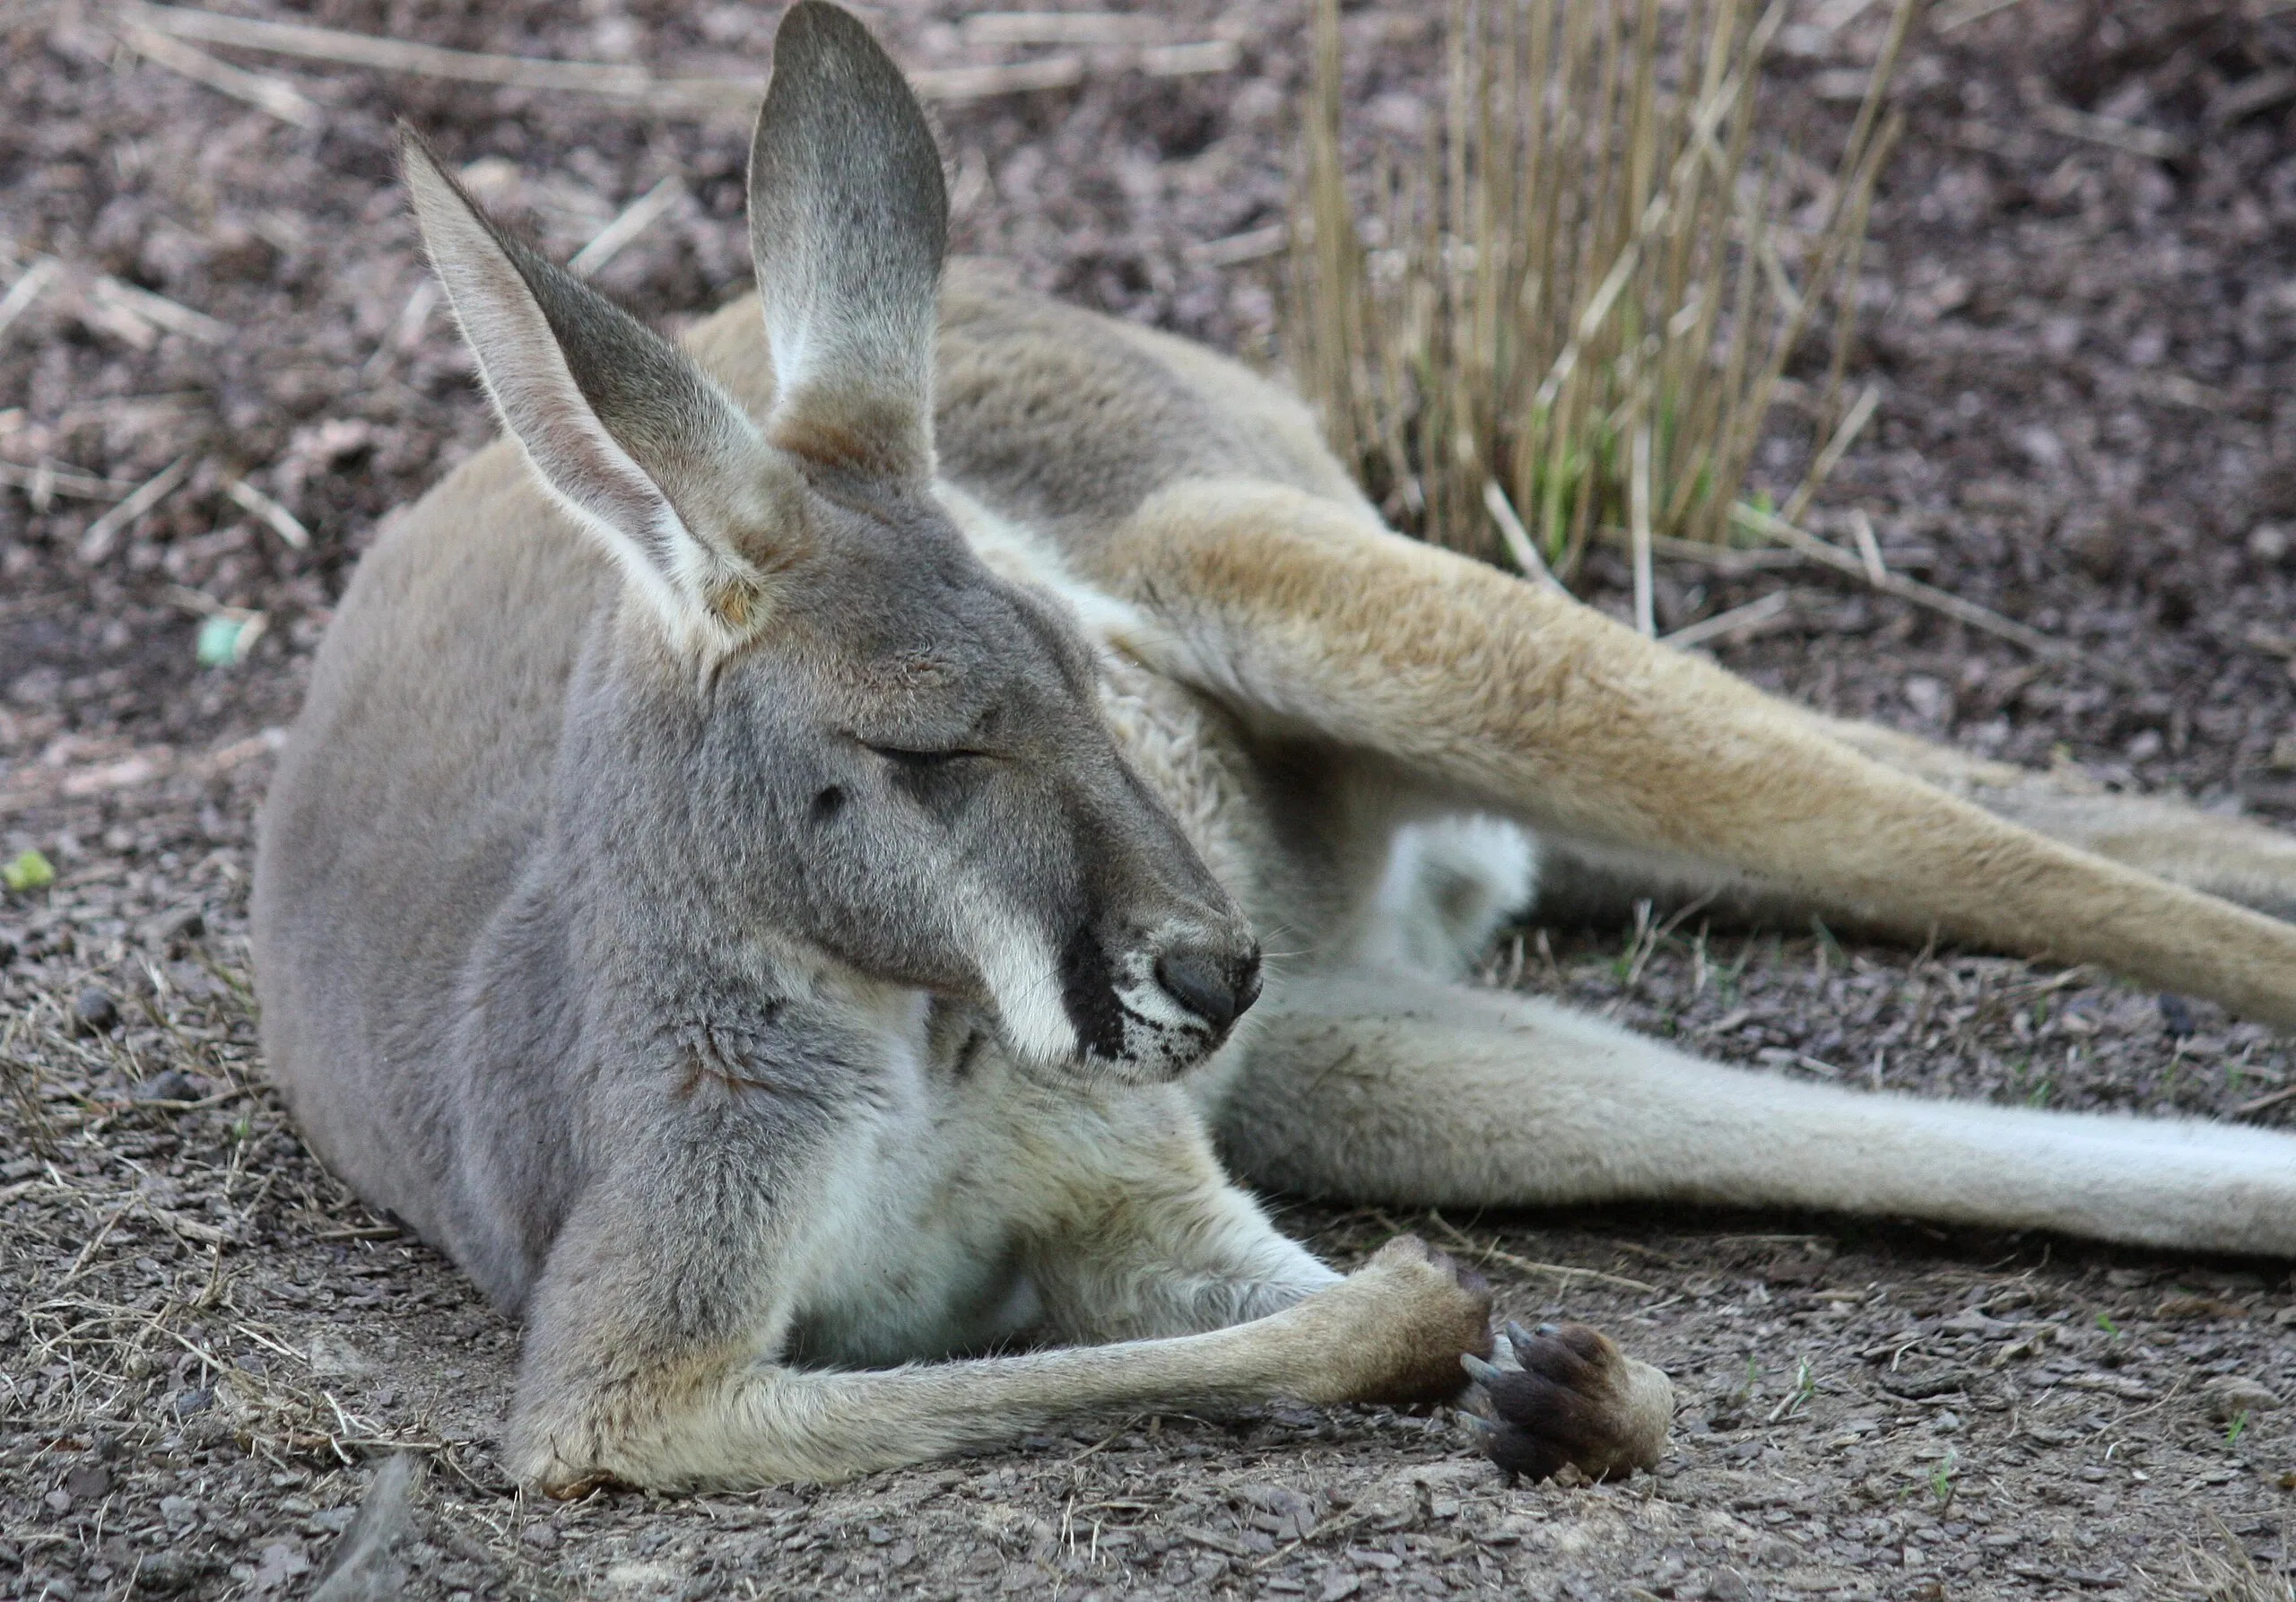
[1287,0,1914,588]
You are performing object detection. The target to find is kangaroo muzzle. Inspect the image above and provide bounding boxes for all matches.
[1052,918,1262,1083]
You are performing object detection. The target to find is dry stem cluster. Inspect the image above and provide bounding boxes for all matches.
[1287,0,1914,601]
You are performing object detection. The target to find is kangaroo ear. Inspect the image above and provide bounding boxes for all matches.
[401,128,799,644]
[748,1,947,480]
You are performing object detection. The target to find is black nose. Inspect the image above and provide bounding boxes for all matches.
[1154,945,1262,1031]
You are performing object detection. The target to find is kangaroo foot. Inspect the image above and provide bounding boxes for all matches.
[1462,1319,1674,1482]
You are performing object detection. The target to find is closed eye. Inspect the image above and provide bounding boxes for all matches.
[867,744,984,768]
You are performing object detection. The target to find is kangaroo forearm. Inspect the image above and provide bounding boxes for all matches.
[517,1254,1488,1493]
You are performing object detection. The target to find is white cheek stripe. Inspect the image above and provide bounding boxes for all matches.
[971,906,1076,1067]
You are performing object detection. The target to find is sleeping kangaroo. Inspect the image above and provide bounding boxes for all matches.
[253,2,2296,1495]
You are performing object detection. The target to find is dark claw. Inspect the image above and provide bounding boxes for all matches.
[1464,1320,1634,1484]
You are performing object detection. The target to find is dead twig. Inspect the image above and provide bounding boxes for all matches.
[86,275,231,344]
[1183,222,1290,268]
[225,477,310,549]
[2211,67,2296,129]
[1663,589,1797,649]
[1932,0,2032,30]
[121,3,1237,112]
[961,12,1170,47]
[1848,506,1888,586]
[115,19,323,126]
[1596,525,1812,572]
[0,457,129,501]
[2024,90,2185,162]
[123,3,730,104]
[2234,1083,2296,1119]
[0,257,60,343]
[1727,502,2125,678]
[1426,1214,1659,1294]
[1483,481,1570,596]
[569,178,683,278]
[0,726,284,817]
[76,454,195,563]
[1782,383,1881,527]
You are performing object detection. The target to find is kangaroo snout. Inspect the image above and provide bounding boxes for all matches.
[1154,942,1263,1031]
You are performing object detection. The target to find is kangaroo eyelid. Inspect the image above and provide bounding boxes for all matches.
[867,744,983,767]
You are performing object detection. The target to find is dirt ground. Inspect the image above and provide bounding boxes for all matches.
[8,0,2296,1597]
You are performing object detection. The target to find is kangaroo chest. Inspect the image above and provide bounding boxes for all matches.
[768,998,1199,1369]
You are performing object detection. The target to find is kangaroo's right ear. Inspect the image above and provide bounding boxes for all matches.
[402,128,803,649]
[748,1,948,481]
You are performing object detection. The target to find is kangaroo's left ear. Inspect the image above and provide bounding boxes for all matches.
[746,1,949,481]
[402,126,807,648]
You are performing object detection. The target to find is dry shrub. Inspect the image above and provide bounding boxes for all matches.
[1287,0,1915,600]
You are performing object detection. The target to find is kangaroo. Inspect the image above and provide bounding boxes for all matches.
[253,1,2296,1496]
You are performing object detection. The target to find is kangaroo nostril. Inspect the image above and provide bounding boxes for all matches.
[1232,947,1263,1014]
[1156,946,1251,1030]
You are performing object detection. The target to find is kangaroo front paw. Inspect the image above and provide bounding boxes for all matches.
[1300,1234,1496,1407]
[1462,1319,1674,1482]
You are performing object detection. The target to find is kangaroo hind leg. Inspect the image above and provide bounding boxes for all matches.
[1108,480,2296,1028]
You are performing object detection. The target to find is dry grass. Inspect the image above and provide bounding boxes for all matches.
[119,1,1242,116]
[1,951,458,1476]
[1287,0,1913,601]
[2179,1519,2296,1602]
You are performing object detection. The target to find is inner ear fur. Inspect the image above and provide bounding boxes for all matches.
[747,1,949,480]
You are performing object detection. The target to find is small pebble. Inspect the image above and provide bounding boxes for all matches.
[150,906,204,945]
[2203,1376,2282,1423]
[2157,993,2196,1039]
[73,988,118,1033]
[135,1069,198,1103]
[60,1463,110,1502]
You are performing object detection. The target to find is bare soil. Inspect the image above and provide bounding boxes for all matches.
[5,1,2296,1598]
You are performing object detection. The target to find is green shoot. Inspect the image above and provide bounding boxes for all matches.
[1929,1449,1958,1511]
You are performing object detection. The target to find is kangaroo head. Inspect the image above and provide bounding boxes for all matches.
[400,2,1257,1083]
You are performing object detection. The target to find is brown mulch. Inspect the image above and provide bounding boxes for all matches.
[5,0,2296,1598]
